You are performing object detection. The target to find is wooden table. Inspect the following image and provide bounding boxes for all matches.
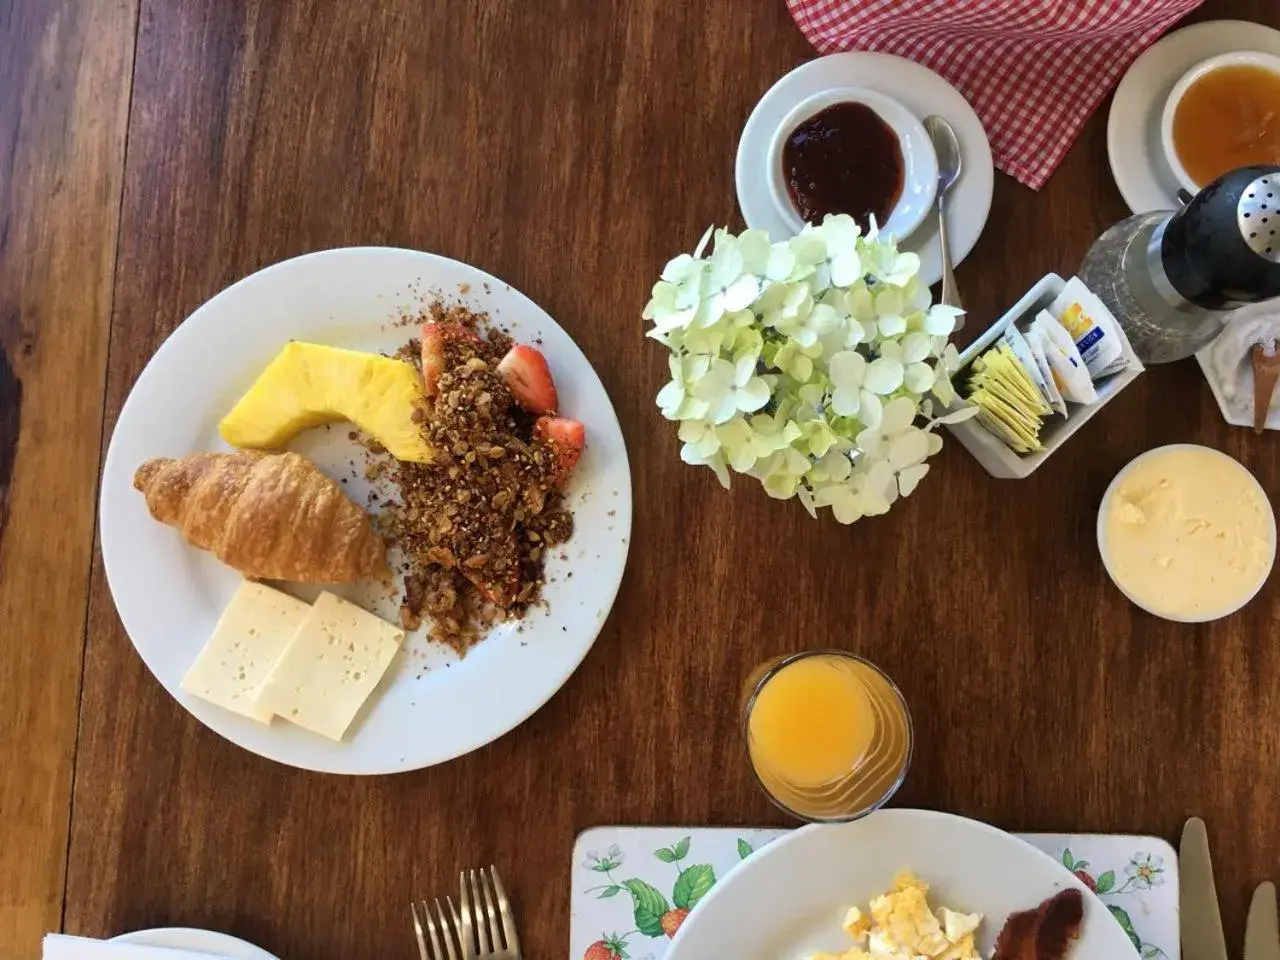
[5,1,1280,957]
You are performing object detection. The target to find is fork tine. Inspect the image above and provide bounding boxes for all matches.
[460,870,477,955]
[446,896,467,960]
[488,866,520,956]
[411,901,431,960]
[434,899,460,960]
[479,865,502,950]
[469,868,492,953]
[424,896,449,960]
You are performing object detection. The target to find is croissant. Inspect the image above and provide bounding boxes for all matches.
[133,451,389,582]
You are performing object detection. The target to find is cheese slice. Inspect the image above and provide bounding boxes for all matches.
[181,581,311,723]
[253,591,404,741]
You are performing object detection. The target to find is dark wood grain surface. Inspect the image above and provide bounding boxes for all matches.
[0,0,136,951]
[5,0,1280,957]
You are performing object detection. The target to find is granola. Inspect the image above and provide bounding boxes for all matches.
[379,305,575,653]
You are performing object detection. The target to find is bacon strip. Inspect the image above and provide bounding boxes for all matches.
[992,888,1084,960]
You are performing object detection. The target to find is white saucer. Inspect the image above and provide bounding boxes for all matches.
[112,927,279,958]
[1108,19,1280,214]
[736,53,994,287]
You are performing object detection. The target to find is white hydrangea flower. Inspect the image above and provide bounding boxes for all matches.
[829,351,869,418]
[758,447,812,499]
[644,220,965,524]
[692,356,771,424]
[655,355,711,421]
[772,339,822,382]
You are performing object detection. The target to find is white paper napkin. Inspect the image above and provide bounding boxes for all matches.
[43,935,234,959]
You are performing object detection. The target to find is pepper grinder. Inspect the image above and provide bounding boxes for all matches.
[1078,165,1280,364]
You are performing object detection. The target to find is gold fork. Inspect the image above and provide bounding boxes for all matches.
[411,896,466,960]
[459,866,521,959]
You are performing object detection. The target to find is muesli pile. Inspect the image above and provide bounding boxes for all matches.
[378,304,582,653]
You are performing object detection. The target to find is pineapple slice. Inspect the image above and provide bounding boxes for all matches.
[219,342,433,463]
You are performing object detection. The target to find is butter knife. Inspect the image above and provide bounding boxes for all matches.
[1246,882,1280,960]
[1181,818,1229,960]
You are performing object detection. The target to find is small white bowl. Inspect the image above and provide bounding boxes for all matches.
[1097,443,1277,623]
[1160,50,1280,195]
[766,87,938,241]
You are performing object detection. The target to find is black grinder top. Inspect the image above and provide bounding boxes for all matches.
[1162,165,1280,310]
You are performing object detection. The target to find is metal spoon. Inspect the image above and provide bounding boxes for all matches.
[924,115,963,320]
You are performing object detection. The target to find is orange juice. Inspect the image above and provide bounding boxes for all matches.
[743,651,911,821]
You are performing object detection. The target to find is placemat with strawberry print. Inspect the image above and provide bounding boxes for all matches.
[570,826,1178,960]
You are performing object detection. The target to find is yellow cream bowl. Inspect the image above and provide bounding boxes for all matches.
[1098,444,1276,622]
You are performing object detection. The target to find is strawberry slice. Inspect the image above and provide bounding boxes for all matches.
[534,416,584,485]
[497,345,559,414]
[420,322,481,396]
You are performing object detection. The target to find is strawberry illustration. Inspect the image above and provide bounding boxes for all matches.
[1074,869,1097,892]
[583,932,629,960]
[660,907,690,938]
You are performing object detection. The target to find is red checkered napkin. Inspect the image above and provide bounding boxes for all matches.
[786,0,1206,189]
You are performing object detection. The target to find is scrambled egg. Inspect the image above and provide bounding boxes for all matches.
[808,872,983,960]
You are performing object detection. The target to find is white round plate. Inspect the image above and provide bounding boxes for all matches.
[737,53,994,287]
[667,809,1135,960]
[112,927,278,959]
[100,247,632,774]
[1108,20,1280,214]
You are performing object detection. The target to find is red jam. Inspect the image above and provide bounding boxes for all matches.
[781,102,904,233]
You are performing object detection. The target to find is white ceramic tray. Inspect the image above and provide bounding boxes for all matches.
[943,273,1145,479]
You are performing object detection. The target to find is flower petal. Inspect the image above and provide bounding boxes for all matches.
[735,377,771,413]
[903,361,935,394]
[858,390,883,429]
[874,288,904,319]
[864,356,905,394]
[877,313,907,337]
[830,249,863,288]
[828,351,867,389]
[931,404,981,425]
[831,386,861,418]
[897,462,930,497]
[901,331,933,363]
[692,225,715,258]
[737,229,772,275]
[723,274,760,312]
[888,427,929,469]
[924,304,964,335]
[661,254,697,283]
[881,395,918,433]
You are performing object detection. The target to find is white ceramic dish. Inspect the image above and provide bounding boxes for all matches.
[1097,444,1276,623]
[666,809,1135,960]
[942,274,1144,479]
[1160,50,1280,195]
[767,86,938,241]
[1109,20,1280,214]
[112,927,278,959]
[100,247,632,774]
[737,52,993,287]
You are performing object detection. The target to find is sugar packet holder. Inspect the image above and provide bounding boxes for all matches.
[941,273,1145,479]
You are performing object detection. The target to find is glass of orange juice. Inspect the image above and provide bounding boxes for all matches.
[741,649,913,822]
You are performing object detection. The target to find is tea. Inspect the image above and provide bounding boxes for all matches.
[1173,65,1280,187]
[743,651,911,821]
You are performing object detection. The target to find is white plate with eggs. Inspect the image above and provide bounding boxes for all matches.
[666,809,1134,959]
